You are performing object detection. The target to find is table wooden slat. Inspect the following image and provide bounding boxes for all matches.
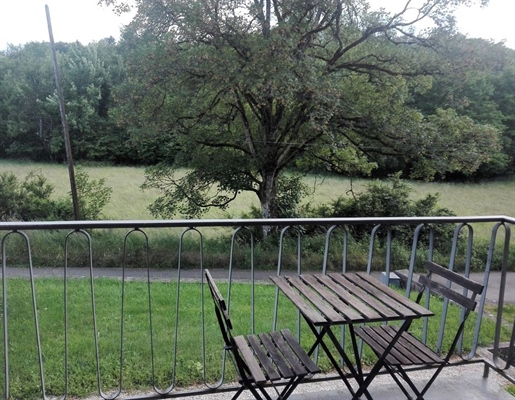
[270,276,327,325]
[309,274,368,322]
[356,273,433,317]
[343,273,408,319]
[272,273,432,326]
[327,273,396,320]
[300,275,364,322]
[317,274,382,321]
[287,276,346,323]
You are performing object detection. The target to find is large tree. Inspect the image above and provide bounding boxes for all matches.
[103,0,498,223]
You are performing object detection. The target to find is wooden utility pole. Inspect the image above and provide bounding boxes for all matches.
[45,5,81,220]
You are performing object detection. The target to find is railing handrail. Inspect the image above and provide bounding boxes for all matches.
[0,215,513,231]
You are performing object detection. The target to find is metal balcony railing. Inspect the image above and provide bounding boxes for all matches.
[1,216,513,399]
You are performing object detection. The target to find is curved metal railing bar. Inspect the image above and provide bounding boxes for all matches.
[403,223,435,345]
[1,231,50,399]
[490,222,513,370]
[63,229,105,399]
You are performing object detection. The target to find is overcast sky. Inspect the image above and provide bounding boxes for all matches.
[0,0,513,50]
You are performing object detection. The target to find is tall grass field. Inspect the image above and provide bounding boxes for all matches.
[1,160,514,220]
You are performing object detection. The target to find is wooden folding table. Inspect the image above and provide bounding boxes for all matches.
[271,272,433,399]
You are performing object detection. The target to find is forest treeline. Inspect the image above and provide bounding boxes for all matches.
[1,36,514,181]
[1,2,514,186]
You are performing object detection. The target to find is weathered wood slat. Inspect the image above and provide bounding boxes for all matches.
[300,275,364,322]
[233,336,267,384]
[425,261,483,294]
[270,276,327,325]
[259,333,294,379]
[377,325,427,364]
[270,331,307,376]
[322,273,382,320]
[316,275,369,323]
[384,326,443,365]
[356,326,412,365]
[357,325,444,366]
[206,269,233,329]
[345,274,407,318]
[328,273,392,320]
[342,273,405,319]
[356,272,432,317]
[419,275,478,311]
[247,335,281,381]
[378,325,438,364]
[280,329,320,374]
[287,276,346,324]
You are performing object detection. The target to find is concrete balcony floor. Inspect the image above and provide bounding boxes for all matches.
[184,362,514,400]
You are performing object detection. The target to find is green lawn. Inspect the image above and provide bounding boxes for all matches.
[0,277,507,398]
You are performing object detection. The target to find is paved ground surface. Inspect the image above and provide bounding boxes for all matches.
[4,267,515,304]
[81,363,514,400]
[216,364,514,400]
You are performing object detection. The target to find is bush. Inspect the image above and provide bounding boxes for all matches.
[302,173,456,248]
[68,167,113,220]
[0,168,112,221]
[0,171,56,221]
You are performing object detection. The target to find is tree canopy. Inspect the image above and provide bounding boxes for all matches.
[100,0,501,222]
[1,1,513,225]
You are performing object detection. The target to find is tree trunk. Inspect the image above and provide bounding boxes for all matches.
[258,171,279,237]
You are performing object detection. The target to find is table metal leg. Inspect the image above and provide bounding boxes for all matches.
[352,320,413,400]
[306,323,373,400]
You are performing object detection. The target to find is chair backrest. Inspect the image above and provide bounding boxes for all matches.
[417,261,484,313]
[416,261,484,359]
[205,269,233,348]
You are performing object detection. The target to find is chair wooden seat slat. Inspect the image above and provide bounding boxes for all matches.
[206,269,320,400]
[246,335,282,381]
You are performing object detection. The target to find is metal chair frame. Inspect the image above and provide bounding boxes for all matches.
[357,261,484,400]
[205,269,320,400]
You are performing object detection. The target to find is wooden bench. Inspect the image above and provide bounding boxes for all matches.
[205,269,320,400]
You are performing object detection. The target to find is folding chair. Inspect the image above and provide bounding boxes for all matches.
[356,261,484,400]
[205,269,320,400]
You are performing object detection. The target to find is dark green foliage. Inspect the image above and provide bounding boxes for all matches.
[301,173,456,247]
[98,0,506,224]
[0,171,57,221]
[73,167,113,221]
[0,168,112,221]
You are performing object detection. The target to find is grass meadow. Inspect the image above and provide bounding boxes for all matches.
[0,160,514,397]
[0,159,513,271]
[1,160,514,221]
